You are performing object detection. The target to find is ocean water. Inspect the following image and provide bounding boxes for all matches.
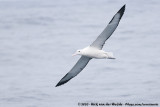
[0,0,160,107]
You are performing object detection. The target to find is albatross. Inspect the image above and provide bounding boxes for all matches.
[56,5,125,87]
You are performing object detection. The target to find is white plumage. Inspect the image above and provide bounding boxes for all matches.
[56,5,125,87]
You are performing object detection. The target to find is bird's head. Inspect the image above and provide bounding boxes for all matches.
[72,49,83,56]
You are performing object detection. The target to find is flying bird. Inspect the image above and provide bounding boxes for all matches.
[56,5,125,87]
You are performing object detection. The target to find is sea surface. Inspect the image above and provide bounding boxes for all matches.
[0,0,160,107]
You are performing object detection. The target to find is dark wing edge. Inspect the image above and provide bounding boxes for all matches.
[55,56,91,87]
[90,5,125,49]
[109,4,125,24]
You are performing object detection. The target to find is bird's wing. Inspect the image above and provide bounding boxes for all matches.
[90,5,125,49]
[56,56,91,87]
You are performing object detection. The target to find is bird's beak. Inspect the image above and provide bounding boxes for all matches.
[72,53,77,56]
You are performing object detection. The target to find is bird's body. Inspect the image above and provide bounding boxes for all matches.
[56,5,126,87]
[77,46,115,59]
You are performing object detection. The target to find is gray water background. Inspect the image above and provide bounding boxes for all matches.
[0,0,160,107]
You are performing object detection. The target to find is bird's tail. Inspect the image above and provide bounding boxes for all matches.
[104,52,115,59]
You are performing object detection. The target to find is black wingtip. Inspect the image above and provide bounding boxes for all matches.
[55,81,64,87]
[55,80,66,87]
[55,74,73,87]
[55,79,71,87]
[117,4,125,18]
[109,4,126,24]
[55,82,61,87]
